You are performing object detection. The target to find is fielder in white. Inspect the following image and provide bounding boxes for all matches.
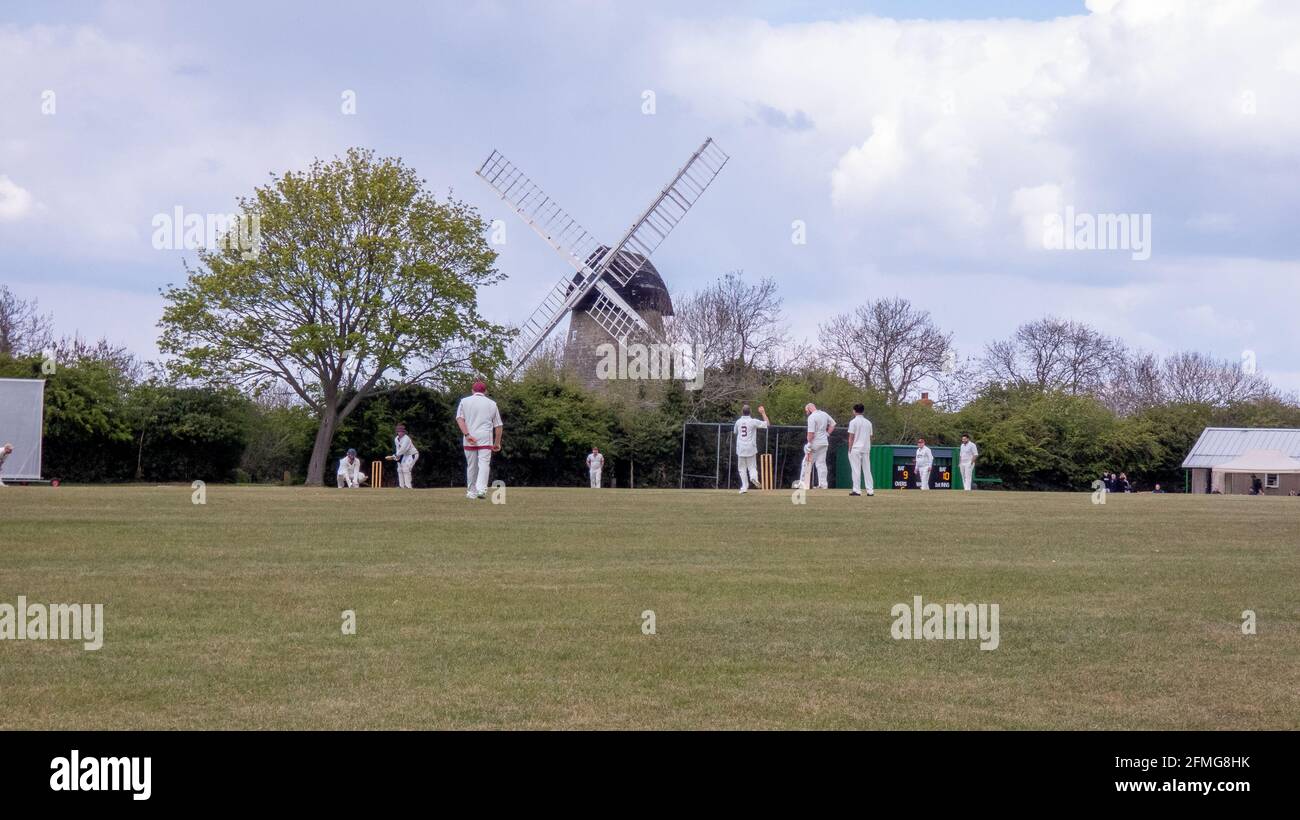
[959,434,979,491]
[846,404,874,497]
[733,404,770,494]
[914,437,934,491]
[456,381,503,499]
[804,403,836,490]
[586,447,604,488]
[336,448,368,488]
[0,442,12,487]
[387,423,419,489]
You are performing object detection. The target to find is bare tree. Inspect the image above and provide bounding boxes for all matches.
[981,316,1125,395]
[52,334,146,384]
[1162,351,1273,406]
[932,351,981,409]
[1101,349,1166,415]
[819,297,953,405]
[670,271,788,372]
[668,270,794,408]
[0,285,54,357]
[518,332,571,382]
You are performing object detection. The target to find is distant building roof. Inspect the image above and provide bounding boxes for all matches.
[1182,427,1300,468]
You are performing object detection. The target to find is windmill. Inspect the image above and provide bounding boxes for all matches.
[476,138,729,384]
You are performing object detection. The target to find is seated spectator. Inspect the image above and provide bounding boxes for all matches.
[1152,484,1165,494]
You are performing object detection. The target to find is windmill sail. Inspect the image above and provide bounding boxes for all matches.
[477,138,728,374]
[597,138,729,288]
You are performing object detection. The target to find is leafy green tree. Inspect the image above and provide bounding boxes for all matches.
[159,148,508,485]
[960,386,1118,489]
[127,386,252,482]
[0,354,134,482]
[497,378,618,486]
[240,401,317,483]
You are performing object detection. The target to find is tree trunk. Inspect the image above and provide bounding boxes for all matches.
[305,410,338,486]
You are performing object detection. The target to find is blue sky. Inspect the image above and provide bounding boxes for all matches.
[2,0,1299,391]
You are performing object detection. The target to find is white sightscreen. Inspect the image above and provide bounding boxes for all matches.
[0,378,45,480]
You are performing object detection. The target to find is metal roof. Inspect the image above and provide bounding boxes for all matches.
[1181,427,1300,468]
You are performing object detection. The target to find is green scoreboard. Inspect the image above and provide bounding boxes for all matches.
[836,444,963,490]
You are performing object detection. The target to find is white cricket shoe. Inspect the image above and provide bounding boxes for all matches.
[466,491,477,499]
[477,490,486,499]
[739,488,748,494]
[867,490,874,496]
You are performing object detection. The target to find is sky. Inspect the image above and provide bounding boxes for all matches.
[2,0,1299,391]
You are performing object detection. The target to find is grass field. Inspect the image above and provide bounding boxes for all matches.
[1,485,1297,729]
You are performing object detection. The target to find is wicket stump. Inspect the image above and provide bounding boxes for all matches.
[370,461,383,489]
[758,453,774,491]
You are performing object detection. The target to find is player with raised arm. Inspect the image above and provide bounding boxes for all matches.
[733,404,770,494]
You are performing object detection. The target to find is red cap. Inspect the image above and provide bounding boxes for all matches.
[472,381,487,393]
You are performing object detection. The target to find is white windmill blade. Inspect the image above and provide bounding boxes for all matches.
[594,137,729,287]
[478,138,728,374]
[476,150,605,284]
[477,150,615,371]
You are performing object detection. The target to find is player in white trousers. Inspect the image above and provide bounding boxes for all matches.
[456,381,503,499]
[804,403,836,490]
[587,447,604,488]
[846,404,874,497]
[336,449,368,488]
[387,424,419,489]
[914,437,934,491]
[733,404,770,493]
[0,442,12,487]
[959,434,979,491]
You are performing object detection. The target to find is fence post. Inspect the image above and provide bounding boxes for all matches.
[679,422,687,489]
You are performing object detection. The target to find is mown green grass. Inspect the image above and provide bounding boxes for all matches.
[1,485,1296,729]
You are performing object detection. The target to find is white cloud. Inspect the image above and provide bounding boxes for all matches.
[0,22,354,267]
[0,175,34,221]
[656,1,1300,259]
[647,0,1300,388]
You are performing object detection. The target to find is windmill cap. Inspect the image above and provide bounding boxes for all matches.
[473,381,487,393]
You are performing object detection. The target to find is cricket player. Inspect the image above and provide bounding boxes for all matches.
[387,423,419,489]
[336,448,367,488]
[733,404,770,494]
[846,404,874,497]
[587,447,604,488]
[959,434,978,491]
[455,381,503,499]
[0,442,12,487]
[914,437,934,491]
[804,403,836,490]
